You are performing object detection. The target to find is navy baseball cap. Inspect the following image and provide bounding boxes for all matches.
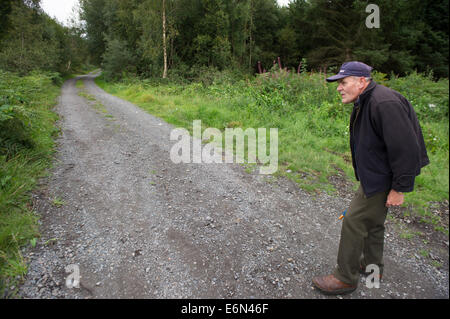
[326,61,373,82]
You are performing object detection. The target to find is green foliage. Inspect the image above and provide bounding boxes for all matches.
[81,0,448,79]
[289,0,449,78]
[0,70,59,156]
[101,38,136,81]
[79,0,108,65]
[385,72,449,121]
[0,0,89,76]
[0,69,59,296]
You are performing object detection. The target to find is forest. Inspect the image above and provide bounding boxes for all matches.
[1,0,448,79]
[78,0,449,80]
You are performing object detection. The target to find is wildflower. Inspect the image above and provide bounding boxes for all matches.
[428,103,436,108]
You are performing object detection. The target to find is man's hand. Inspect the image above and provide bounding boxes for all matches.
[386,189,404,207]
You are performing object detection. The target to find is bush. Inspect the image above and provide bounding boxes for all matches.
[0,69,60,296]
[101,38,136,81]
[386,71,449,122]
[0,71,35,157]
[0,69,61,158]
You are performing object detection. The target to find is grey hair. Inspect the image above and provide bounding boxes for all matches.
[350,76,372,82]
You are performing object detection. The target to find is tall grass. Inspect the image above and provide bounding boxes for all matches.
[0,70,60,296]
[96,70,449,231]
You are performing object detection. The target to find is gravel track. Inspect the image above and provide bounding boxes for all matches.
[16,73,449,299]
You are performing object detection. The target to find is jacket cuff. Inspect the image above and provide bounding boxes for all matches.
[392,175,415,193]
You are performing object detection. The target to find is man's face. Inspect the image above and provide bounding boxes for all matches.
[336,76,366,104]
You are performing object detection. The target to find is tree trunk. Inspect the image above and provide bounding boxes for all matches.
[162,0,167,79]
[170,35,174,69]
[345,48,351,61]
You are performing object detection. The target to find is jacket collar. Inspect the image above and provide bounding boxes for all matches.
[355,80,377,107]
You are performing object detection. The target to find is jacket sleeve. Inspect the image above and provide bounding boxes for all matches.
[371,100,421,193]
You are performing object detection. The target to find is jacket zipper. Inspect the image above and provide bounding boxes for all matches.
[352,104,366,195]
[352,105,361,137]
[351,104,361,182]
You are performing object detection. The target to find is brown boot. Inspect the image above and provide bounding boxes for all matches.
[312,274,357,295]
[359,264,383,280]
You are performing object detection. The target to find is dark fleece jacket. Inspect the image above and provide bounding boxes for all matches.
[349,80,429,197]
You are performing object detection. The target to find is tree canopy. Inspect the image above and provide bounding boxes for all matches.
[78,0,448,79]
[1,0,447,79]
[0,0,89,75]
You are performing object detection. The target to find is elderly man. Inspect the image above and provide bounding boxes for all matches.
[312,61,429,295]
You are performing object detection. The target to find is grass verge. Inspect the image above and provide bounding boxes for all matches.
[0,70,61,297]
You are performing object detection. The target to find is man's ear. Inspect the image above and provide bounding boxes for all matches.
[358,77,366,88]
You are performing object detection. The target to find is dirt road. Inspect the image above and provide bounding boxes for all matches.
[17,74,448,299]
